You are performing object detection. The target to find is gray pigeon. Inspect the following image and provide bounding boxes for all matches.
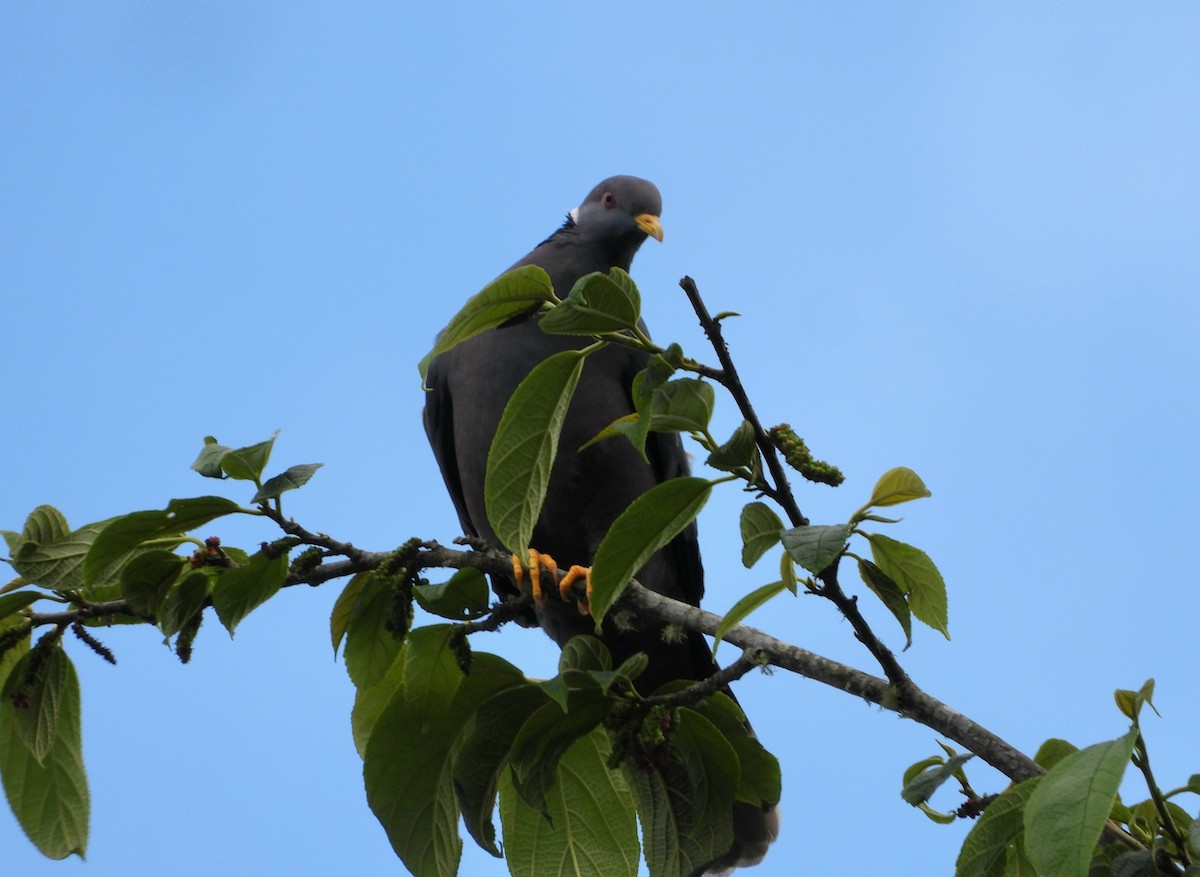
[423,176,778,873]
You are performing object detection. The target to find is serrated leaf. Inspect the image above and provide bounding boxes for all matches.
[955,777,1041,877]
[712,581,787,658]
[866,467,931,509]
[211,550,288,636]
[252,463,323,504]
[1024,729,1138,877]
[454,683,549,856]
[485,349,588,559]
[780,523,851,575]
[119,550,185,617]
[500,730,639,877]
[538,268,642,335]
[364,645,524,877]
[0,647,88,859]
[857,559,913,649]
[219,432,278,483]
[866,533,949,639]
[590,477,712,623]
[418,265,556,383]
[739,502,784,569]
[413,568,490,621]
[648,378,715,434]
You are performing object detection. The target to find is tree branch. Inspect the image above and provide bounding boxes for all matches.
[679,275,807,528]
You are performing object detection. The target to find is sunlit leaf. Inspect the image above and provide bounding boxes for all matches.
[1024,729,1138,877]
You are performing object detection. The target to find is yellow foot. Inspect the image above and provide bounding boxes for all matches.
[512,549,560,602]
[558,565,593,616]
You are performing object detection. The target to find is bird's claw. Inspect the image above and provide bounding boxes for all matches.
[512,551,591,615]
[558,565,592,615]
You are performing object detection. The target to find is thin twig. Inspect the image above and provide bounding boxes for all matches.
[679,275,807,527]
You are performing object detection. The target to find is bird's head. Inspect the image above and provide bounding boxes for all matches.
[568,176,664,253]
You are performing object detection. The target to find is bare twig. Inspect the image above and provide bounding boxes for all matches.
[679,275,807,527]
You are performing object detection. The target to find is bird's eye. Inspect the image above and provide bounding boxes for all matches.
[601,191,617,209]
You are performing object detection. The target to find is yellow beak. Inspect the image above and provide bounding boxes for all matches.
[634,213,664,243]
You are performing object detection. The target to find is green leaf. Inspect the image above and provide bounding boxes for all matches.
[211,550,289,636]
[219,433,278,483]
[1113,679,1156,722]
[454,683,549,856]
[647,378,715,434]
[364,643,524,877]
[628,707,739,877]
[687,691,781,809]
[780,523,851,575]
[901,753,973,805]
[350,655,406,758]
[413,568,490,621]
[330,572,367,657]
[589,477,713,623]
[857,559,913,649]
[559,635,613,674]
[342,572,404,690]
[1033,738,1079,772]
[82,496,242,589]
[1024,729,1138,877]
[500,730,639,877]
[509,694,613,814]
[0,647,89,859]
[7,509,112,593]
[0,617,30,695]
[712,581,787,658]
[865,467,931,509]
[485,348,589,558]
[418,265,556,383]
[955,777,1041,877]
[252,463,323,504]
[739,502,784,569]
[707,420,758,473]
[866,533,949,639]
[5,645,69,764]
[157,572,210,639]
[191,435,232,478]
[538,268,642,335]
[0,591,42,621]
[119,550,185,617]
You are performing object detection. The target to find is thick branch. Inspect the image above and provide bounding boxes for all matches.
[621,580,1043,785]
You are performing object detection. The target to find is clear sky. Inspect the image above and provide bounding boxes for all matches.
[3,4,1198,876]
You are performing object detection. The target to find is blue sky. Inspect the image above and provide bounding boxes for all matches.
[3,4,1198,875]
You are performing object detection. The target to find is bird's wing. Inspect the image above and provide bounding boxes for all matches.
[421,357,477,541]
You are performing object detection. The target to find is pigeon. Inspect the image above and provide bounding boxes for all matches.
[423,176,778,873]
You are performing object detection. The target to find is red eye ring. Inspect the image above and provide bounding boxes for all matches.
[601,191,617,209]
